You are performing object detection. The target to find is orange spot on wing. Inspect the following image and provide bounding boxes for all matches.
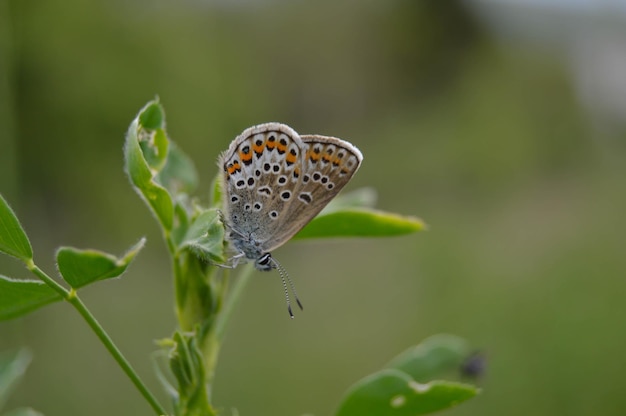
[239,151,253,163]
[228,161,241,175]
[286,152,297,164]
[253,142,265,154]
[276,142,287,153]
[308,150,321,162]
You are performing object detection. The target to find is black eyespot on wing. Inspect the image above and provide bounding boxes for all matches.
[298,193,312,204]
[258,186,272,196]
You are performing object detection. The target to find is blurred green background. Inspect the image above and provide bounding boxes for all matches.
[1,1,626,415]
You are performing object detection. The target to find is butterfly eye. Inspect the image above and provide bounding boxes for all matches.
[258,253,272,266]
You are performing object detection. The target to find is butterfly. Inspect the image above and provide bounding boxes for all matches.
[219,122,363,316]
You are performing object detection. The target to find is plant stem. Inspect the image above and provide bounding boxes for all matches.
[28,263,168,416]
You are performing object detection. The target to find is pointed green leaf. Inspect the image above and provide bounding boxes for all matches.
[179,209,225,264]
[139,128,169,173]
[386,334,473,382]
[0,349,32,410]
[169,331,216,416]
[125,100,174,230]
[138,98,164,129]
[209,173,223,209]
[0,276,61,321]
[170,199,192,248]
[0,194,33,262]
[137,101,168,171]
[151,349,178,401]
[174,255,217,332]
[56,238,146,289]
[294,208,425,240]
[157,141,198,195]
[336,369,478,416]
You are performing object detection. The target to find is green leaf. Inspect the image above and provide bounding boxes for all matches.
[138,99,164,129]
[56,238,146,289]
[321,187,378,213]
[179,209,225,264]
[169,331,216,416]
[174,254,218,332]
[0,277,61,321]
[137,101,169,172]
[0,349,32,411]
[335,369,478,416]
[124,100,174,230]
[386,334,472,382]
[209,173,223,209]
[170,198,192,248]
[157,141,198,195]
[0,194,33,262]
[294,208,425,240]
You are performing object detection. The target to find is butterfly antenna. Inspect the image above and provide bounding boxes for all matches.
[271,257,303,318]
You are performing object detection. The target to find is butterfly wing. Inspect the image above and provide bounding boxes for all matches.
[260,134,363,252]
[219,123,306,250]
[220,123,363,256]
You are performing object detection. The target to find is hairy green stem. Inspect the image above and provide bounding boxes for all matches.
[28,263,168,416]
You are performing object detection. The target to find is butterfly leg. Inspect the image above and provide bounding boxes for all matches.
[213,251,246,269]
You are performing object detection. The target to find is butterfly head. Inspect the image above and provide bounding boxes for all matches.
[255,252,275,272]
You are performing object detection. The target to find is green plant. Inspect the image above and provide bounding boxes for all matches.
[0,99,479,415]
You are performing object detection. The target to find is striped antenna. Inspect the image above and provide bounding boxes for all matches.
[271,257,303,318]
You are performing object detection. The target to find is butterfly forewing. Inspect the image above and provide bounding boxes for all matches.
[220,123,304,240]
[260,134,363,251]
